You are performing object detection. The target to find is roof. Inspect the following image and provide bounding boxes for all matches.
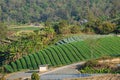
[39,64,48,67]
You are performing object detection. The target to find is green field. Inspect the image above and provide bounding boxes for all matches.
[4,37,120,72]
[55,35,112,45]
[11,26,41,31]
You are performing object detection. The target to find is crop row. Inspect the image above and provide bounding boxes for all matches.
[4,37,120,72]
[55,35,112,45]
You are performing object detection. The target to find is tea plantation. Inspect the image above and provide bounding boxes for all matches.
[55,35,111,45]
[4,37,120,72]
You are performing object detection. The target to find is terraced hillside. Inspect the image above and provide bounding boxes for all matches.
[4,37,120,72]
[55,35,112,45]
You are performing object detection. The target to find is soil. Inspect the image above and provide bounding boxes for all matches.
[68,74,120,80]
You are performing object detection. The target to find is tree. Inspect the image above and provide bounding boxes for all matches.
[115,26,120,34]
[97,21,116,34]
[53,20,70,35]
[70,25,80,34]
[31,72,40,80]
[0,0,119,23]
[0,23,7,40]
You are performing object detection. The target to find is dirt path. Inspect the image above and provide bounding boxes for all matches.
[67,74,120,80]
[6,58,120,80]
[6,62,85,80]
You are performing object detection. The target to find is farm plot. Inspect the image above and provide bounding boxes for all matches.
[4,37,120,72]
[55,35,113,45]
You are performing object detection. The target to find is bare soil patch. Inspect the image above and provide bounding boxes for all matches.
[67,74,120,80]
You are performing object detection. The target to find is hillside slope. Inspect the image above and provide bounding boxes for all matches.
[4,37,120,72]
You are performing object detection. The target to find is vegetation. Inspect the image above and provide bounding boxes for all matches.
[11,26,41,31]
[0,20,119,67]
[80,60,120,74]
[83,20,116,34]
[0,0,120,76]
[0,0,120,24]
[97,21,116,34]
[31,72,40,80]
[0,26,56,66]
[70,25,81,34]
[55,35,111,45]
[0,23,8,39]
[3,37,120,72]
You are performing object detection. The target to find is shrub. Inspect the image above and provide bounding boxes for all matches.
[4,65,13,73]
[84,60,98,67]
[20,58,27,69]
[31,72,40,80]
[29,54,38,69]
[97,21,116,34]
[70,25,80,34]
[24,56,33,69]
[32,53,41,67]
[10,62,17,72]
[37,52,46,64]
[15,60,22,70]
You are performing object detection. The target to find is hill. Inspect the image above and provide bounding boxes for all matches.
[4,36,120,72]
[55,35,111,45]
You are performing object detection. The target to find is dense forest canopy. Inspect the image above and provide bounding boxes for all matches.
[0,0,120,23]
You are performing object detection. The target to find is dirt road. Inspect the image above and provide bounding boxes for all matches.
[6,62,85,80]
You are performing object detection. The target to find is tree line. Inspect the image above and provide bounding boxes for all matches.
[0,0,120,24]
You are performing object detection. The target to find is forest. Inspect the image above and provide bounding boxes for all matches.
[0,0,120,23]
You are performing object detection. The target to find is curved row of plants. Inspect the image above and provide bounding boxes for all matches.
[55,35,112,45]
[4,37,120,73]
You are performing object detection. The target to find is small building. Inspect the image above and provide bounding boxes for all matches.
[117,64,120,67]
[39,65,48,72]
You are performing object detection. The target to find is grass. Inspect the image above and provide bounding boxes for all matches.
[11,26,41,31]
[7,25,42,37]
[55,34,115,45]
[79,59,120,74]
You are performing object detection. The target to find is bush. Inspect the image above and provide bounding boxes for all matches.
[70,25,80,34]
[84,20,116,34]
[53,20,71,34]
[0,23,7,39]
[15,60,22,70]
[29,54,37,69]
[31,72,40,80]
[84,60,98,67]
[80,66,111,73]
[20,58,27,69]
[24,56,33,69]
[97,21,116,34]
[32,53,41,67]
[4,65,13,73]
[10,62,17,72]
